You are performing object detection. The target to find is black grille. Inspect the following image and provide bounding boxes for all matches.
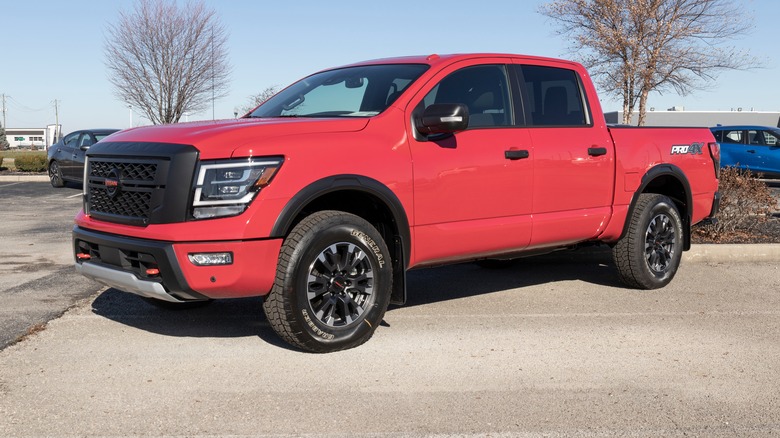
[85,157,165,226]
[88,186,153,219]
[90,161,157,182]
[84,141,199,226]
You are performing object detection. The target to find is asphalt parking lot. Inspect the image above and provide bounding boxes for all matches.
[0,181,103,349]
[1,180,779,436]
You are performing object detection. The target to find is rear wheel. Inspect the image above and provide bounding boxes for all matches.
[613,194,683,289]
[48,161,65,188]
[263,211,393,353]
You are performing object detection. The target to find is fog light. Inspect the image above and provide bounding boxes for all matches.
[188,252,233,266]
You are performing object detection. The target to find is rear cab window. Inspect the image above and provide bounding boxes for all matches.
[514,65,591,127]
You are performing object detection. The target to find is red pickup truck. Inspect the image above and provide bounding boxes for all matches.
[73,53,719,352]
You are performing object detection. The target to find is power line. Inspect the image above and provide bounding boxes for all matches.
[6,96,52,112]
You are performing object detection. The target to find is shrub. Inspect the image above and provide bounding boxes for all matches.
[694,166,776,241]
[13,153,48,172]
[0,153,4,169]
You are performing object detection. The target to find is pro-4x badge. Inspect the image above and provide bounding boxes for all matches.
[671,142,704,155]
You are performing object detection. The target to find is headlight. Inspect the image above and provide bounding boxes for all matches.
[192,157,283,219]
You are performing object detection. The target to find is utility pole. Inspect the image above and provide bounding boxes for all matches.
[1,94,6,130]
[53,99,60,141]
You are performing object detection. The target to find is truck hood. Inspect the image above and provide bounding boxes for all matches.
[104,117,370,158]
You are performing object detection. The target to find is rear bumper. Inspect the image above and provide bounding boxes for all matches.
[73,226,282,301]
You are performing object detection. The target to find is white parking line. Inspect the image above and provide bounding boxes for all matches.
[67,193,83,199]
[0,182,23,188]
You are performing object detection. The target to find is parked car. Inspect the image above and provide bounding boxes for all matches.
[48,129,120,187]
[710,125,780,178]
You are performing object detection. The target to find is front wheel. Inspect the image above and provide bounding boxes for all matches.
[263,211,393,353]
[49,161,65,188]
[613,194,684,289]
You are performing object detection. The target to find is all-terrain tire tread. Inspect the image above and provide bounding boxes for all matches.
[262,212,335,351]
[263,210,385,353]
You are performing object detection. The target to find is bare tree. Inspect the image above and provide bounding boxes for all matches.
[238,86,280,115]
[104,0,230,125]
[539,0,756,125]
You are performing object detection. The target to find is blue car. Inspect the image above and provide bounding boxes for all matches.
[710,125,780,178]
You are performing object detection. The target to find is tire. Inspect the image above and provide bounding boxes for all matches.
[613,194,684,289]
[263,211,393,353]
[49,161,65,188]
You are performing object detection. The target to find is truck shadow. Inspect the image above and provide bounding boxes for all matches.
[401,246,619,308]
[90,246,621,347]
[90,291,296,349]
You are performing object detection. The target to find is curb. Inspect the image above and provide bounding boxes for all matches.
[684,243,780,263]
[0,174,50,182]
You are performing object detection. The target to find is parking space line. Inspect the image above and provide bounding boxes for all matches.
[0,182,23,188]
[67,193,83,199]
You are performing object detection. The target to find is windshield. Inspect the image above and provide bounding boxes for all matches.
[248,64,429,118]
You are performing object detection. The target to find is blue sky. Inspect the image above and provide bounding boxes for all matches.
[1,0,776,132]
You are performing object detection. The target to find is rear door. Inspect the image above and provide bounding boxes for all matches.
[512,62,615,248]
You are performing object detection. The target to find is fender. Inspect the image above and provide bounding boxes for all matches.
[622,163,693,250]
[270,175,411,304]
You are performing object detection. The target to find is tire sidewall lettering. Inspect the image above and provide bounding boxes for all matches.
[350,229,386,269]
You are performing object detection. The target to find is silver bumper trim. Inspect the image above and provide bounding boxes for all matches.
[75,262,184,303]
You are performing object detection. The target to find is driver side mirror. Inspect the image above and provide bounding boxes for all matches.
[415,103,469,136]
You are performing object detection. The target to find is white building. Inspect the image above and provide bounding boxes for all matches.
[604,109,780,127]
[5,125,61,149]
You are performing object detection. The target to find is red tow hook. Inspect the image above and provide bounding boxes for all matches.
[146,268,161,277]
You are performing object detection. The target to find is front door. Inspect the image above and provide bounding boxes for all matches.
[408,61,534,265]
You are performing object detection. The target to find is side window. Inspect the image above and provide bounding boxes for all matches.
[762,130,780,146]
[723,130,743,143]
[78,133,94,148]
[63,132,79,147]
[519,65,589,126]
[422,65,511,128]
[747,130,762,145]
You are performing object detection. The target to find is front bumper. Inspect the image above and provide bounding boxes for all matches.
[73,226,282,301]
